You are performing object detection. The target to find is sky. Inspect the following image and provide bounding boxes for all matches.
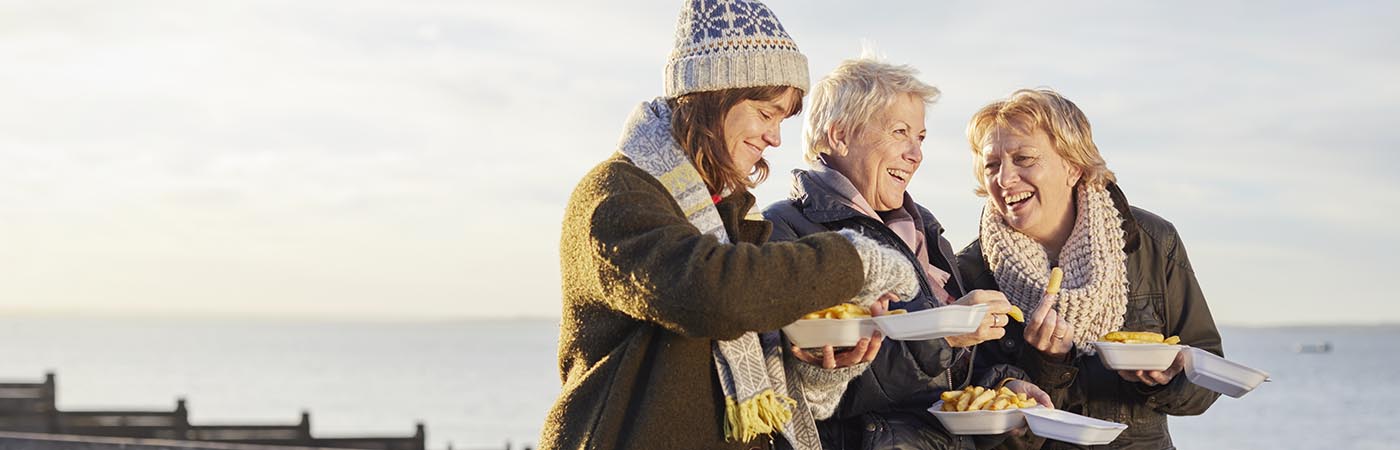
[1,0,1397,325]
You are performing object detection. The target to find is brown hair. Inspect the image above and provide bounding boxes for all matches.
[966,88,1115,197]
[668,86,803,195]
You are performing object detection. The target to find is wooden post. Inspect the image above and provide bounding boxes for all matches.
[298,410,312,442]
[43,372,58,432]
[414,422,426,450]
[174,398,190,437]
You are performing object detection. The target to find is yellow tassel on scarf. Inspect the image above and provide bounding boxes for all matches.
[723,389,798,443]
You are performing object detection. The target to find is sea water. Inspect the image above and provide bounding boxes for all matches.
[1,318,1396,449]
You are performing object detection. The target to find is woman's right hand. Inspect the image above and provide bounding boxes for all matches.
[943,290,1012,348]
[1024,293,1074,360]
[791,295,891,368]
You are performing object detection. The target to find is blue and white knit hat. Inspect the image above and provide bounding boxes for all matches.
[665,0,810,98]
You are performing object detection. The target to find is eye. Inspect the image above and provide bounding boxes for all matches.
[1013,155,1036,166]
[759,110,772,121]
[917,133,926,142]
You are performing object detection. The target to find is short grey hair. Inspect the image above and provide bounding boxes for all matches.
[803,57,941,164]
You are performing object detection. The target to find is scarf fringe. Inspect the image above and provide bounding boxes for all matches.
[723,390,797,443]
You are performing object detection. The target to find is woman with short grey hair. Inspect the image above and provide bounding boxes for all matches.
[765,55,1050,450]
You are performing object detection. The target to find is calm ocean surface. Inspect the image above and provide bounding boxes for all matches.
[1,317,1396,449]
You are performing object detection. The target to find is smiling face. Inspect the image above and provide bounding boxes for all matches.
[721,88,801,177]
[979,123,1083,245]
[826,94,926,211]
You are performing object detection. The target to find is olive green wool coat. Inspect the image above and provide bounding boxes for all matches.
[540,154,867,450]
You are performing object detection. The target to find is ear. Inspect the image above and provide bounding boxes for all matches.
[1067,164,1083,187]
[827,126,849,157]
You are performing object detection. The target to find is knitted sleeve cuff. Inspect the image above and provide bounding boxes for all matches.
[837,229,919,306]
[788,355,870,420]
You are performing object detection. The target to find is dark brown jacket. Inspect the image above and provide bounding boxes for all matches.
[540,154,866,450]
[958,184,1223,450]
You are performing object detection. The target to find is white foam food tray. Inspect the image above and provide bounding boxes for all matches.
[927,400,1035,435]
[872,303,989,341]
[1181,346,1270,398]
[1093,341,1182,371]
[1021,408,1128,446]
[782,317,876,348]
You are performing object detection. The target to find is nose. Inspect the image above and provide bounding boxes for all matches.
[904,140,922,165]
[763,123,782,148]
[995,162,1020,189]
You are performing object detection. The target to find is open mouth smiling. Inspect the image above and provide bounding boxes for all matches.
[1004,191,1033,206]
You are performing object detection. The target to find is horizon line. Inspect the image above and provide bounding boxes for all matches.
[3,309,1397,329]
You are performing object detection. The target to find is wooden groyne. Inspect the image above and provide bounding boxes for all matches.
[0,372,424,450]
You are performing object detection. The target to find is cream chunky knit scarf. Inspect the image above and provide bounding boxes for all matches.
[979,185,1130,355]
[617,99,821,450]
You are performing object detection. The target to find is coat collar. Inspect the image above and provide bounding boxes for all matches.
[787,167,948,237]
[1106,182,1141,253]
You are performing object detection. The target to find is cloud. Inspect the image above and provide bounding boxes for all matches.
[0,0,1397,323]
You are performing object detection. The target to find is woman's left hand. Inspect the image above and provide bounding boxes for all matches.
[791,295,890,369]
[1024,293,1074,360]
[1117,350,1185,386]
[1002,379,1054,436]
[1003,379,1055,409]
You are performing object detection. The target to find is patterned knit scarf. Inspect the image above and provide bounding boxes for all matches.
[979,185,1130,355]
[617,99,821,450]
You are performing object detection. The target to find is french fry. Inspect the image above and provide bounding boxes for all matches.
[1046,267,1064,295]
[1007,305,1025,322]
[968,389,998,411]
[1101,330,1183,346]
[941,385,1042,412]
[1102,331,1165,343]
[956,388,975,411]
[803,303,873,320]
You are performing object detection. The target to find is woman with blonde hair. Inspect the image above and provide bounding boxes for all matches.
[957,89,1223,449]
[540,2,924,450]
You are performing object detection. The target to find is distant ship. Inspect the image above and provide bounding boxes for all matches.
[1296,341,1332,353]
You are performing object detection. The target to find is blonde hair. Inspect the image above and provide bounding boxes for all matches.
[804,56,940,164]
[966,88,1115,197]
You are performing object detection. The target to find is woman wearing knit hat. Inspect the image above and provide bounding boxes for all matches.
[764,56,1054,450]
[957,89,1223,450]
[540,2,923,450]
